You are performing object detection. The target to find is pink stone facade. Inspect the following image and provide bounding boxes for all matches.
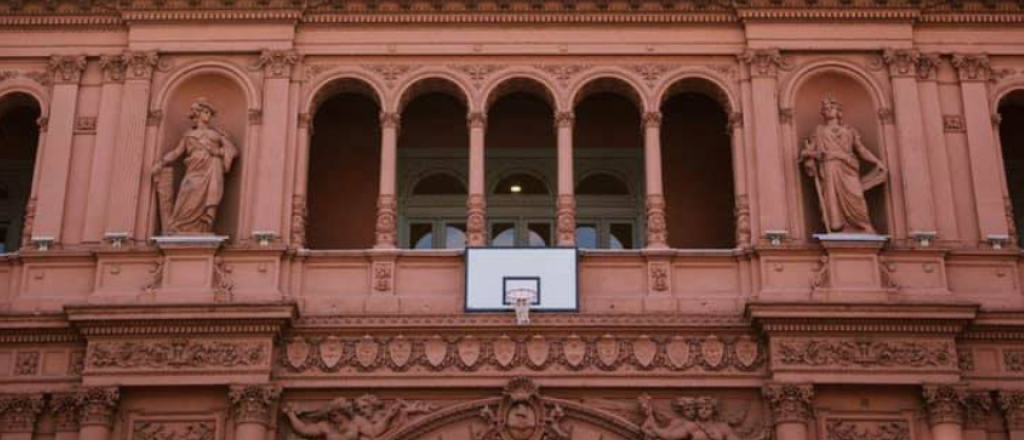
[2,1,1024,440]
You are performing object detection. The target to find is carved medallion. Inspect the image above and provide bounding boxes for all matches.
[478,378,553,440]
[458,336,481,368]
[702,335,725,368]
[388,335,412,368]
[424,335,448,368]
[562,335,586,368]
[286,337,310,369]
[526,335,549,368]
[666,336,691,369]
[596,335,619,368]
[493,335,517,368]
[633,335,657,368]
[319,336,344,369]
[354,336,378,369]
[734,335,759,368]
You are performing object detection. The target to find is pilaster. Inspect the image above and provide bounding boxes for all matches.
[77,388,118,440]
[963,390,992,438]
[643,111,666,249]
[0,394,44,439]
[228,384,281,427]
[999,390,1024,440]
[914,53,961,243]
[251,49,300,243]
[82,55,127,243]
[763,383,813,440]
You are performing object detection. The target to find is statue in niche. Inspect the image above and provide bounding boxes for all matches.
[799,97,887,234]
[152,97,238,235]
[283,395,434,440]
[638,395,763,440]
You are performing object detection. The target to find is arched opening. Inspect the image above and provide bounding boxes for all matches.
[794,71,889,239]
[573,78,644,250]
[0,92,40,253]
[398,79,469,249]
[306,80,381,250]
[661,78,736,249]
[486,85,556,248]
[999,89,1024,245]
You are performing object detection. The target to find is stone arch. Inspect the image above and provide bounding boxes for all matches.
[0,90,43,252]
[481,73,561,113]
[402,168,468,199]
[995,87,1024,244]
[393,72,475,114]
[576,168,638,196]
[0,80,49,118]
[303,72,387,117]
[569,72,648,113]
[489,167,553,195]
[654,70,739,114]
[779,59,889,113]
[152,59,260,113]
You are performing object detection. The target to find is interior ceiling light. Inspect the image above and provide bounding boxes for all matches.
[510,184,523,193]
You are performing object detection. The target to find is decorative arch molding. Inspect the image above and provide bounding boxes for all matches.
[0,80,49,118]
[480,71,564,113]
[575,168,638,196]
[302,70,388,116]
[654,69,740,114]
[568,69,650,113]
[489,168,553,195]
[778,59,890,111]
[392,71,476,113]
[991,79,1024,113]
[401,168,468,199]
[151,59,260,113]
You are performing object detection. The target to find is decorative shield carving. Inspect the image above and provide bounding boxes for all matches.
[354,335,378,368]
[424,335,448,368]
[286,337,310,369]
[458,336,481,367]
[388,335,412,368]
[666,336,691,369]
[320,336,345,369]
[596,334,619,367]
[493,335,517,368]
[734,335,759,368]
[701,335,725,368]
[526,335,549,368]
[562,335,586,368]
[633,335,657,368]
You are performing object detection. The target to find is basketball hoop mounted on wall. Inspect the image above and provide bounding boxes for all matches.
[464,248,578,324]
[507,288,537,325]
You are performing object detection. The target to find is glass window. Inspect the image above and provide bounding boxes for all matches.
[576,224,598,249]
[576,173,630,195]
[410,223,434,249]
[610,223,633,249]
[491,222,515,247]
[527,223,550,247]
[444,223,466,249]
[412,173,466,195]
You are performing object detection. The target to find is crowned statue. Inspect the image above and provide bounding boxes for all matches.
[799,97,887,234]
[152,97,238,235]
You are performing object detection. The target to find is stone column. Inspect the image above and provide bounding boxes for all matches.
[952,54,1011,245]
[103,51,159,242]
[290,113,311,249]
[78,388,119,440]
[376,112,400,249]
[923,385,966,440]
[999,390,1024,440]
[738,49,790,241]
[881,49,939,239]
[32,55,86,247]
[642,111,667,249]
[81,55,127,243]
[963,390,992,440]
[728,112,751,247]
[916,53,961,242]
[763,383,814,440]
[467,112,487,246]
[50,392,83,440]
[0,394,44,440]
[555,111,575,247]
[228,385,281,440]
[251,50,300,243]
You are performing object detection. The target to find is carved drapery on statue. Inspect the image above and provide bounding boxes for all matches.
[153,98,238,235]
[800,98,887,234]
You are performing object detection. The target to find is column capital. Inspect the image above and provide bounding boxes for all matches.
[380,111,401,130]
[951,54,993,82]
[49,392,83,432]
[881,48,942,80]
[642,111,662,129]
[922,384,965,426]
[228,384,282,426]
[728,111,743,130]
[80,387,120,428]
[554,111,574,128]
[762,383,814,425]
[738,48,790,78]
[0,393,44,433]
[48,55,87,84]
[467,111,487,130]
[998,390,1024,430]
[253,49,300,79]
[963,389,993,430]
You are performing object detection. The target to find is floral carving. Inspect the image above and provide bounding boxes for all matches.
[80,387,119,427]
[646,194,667,249]
[774,338,955,369]
[88,339,268,370]
[0,394,44,433]
[132,420,215,440]
[452,64,506,87]
[253,49,300,78]
[48,55,87,84]
[375,195,397,248]
[467,111,487,129]
[99,54,128,82]
[951,54,993,81]
[49,392,83,431]
[477,377,571,440]
[737,49,790,77]
[642,111,662,129]
[963,390,991,430]
[363,64,418,87]
[957,348,973,372]
[20,197,35,248]
[229,384,281,425]
[556,194,575,246]
[123,51,161,80]
[144,258,164,294]
[372,261,394,292]
[537,64,591,86]
[778,107,793,125]
[877,107,894,125]
[14,351,38,375]
[649,262,669,292]
[630,63,678,88]
[825,420,909,440]
[881,48,941,80]
[762,383,814,424]
[922,385,965,426]
[998,390,1024,430]
[467,194,487,246]
[1004,349,1024,371]
[734,195,751,247]
[284,393,434,440]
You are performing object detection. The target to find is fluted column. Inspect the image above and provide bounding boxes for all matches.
[103,51,159,241]
[642,111,667,249]
[467,112,487,246]
[32,55,86,247]
[376,112,400,249]
[916,53,961,242]
[229,385,281,440]
[251,50,300,243]
[952,54,1011,245]
[963,390,993,440]
[0,394,44,440]
[923,385,966,440]
[78,388,119,440]
[555,111,575,247]
[999,390,1024,440]
[728,112,751,247]
[81,55,127,242]
[763,383,814,440]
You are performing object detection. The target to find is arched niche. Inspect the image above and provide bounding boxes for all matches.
[0,92,41,252]
[794,71,889,238]
[998,89,1024,245]
[158,72,248,239]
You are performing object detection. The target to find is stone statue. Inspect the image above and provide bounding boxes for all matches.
[152,97,238,235]
[284,395,433,440]
[800,97,887,234]
[640,396,750,440]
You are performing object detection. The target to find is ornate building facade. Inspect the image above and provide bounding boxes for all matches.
[2,1,1024,440]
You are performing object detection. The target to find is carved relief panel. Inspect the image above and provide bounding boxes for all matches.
[127,414,222,440]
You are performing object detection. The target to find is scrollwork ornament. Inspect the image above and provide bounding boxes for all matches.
[253,49,300,78]
[998,390,1024,430]
[123,51,160,80]
[922,385,965,426]
[48,55,87,84]
[0,394,44,433]
[738,48,791,78]
[554,111,574,129]
[762,383,814,425]
[826,420,910,440]
[79,387,120,428]
[228,384,281,426]
[951,54,993,82]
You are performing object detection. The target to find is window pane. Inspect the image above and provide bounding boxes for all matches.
[610,223,633,249]
[576,224,598,249]
[410,223,434,249]
[491,223,515,247]
[527,223,550,247]
[412,173,467,195]
[444,223,466,249]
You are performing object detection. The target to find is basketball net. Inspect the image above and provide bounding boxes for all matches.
[507,288,537,326]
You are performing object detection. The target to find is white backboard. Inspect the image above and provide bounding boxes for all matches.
[465,248,578,312]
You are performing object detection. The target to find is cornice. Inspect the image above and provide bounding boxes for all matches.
[746,302,978,334]
[294,313,752,331]
[301,11,738,24]
[64,303,297,336]
[737,8,920,21]
[121,9,301,23]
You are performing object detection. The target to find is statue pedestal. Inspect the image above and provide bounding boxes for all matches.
[144,235,228,303]
[812,233,892,301]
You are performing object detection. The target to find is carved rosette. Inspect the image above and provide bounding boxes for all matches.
[922,385,965,426]
[556,194,575,246]
[291,194,307,248]
[738,48,789,78]
[49,392,83,432]
[998,390,1024,430]
[467,194,487,246]
[0,394,44,433]
[375,194,398,248]
[762,383,814,425]
[962,390,992,430]
[951,54,993,82]
[48,55,87,84]
[80,387,120,428]
[228,384,281,426]
[645,194,667,249]
[254,49,300,79]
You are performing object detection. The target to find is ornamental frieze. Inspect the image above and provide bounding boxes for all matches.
[771,337,955,370]
[87,339,269,371]
[131,420,216,440]
[825,420,910,440]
